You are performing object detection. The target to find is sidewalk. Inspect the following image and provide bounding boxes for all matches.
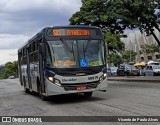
[107,76,160,83]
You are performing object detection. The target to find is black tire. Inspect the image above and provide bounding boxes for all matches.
[37,79,48,101]
[40,94,48,101]
[84,92,93,97]
[153,72,156,76]
[39,86,48,101]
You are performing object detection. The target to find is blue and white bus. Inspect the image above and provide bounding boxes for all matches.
[18,26,108,100]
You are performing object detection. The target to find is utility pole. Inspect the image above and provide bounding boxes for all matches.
[134,45,137,62]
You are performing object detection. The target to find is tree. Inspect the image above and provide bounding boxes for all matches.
[69,0,160,45]
[122,50,137,63]
[104,32,125,53]
[3,61,18,78]
[107,53,123,66]
[70,0,124,33]
[0,66,5,79]
[140,44,159,60]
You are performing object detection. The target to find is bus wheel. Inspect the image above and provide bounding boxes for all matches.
[40,94,48,101]
[39,85,48,101]
[84,92,93,97]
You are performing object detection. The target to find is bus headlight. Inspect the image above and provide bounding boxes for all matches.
[48,77,54,82]
[103,73,107,78]
[48,77,61,86]
[99,73,107,83]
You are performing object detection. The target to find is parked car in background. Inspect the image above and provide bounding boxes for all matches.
[107,68,112,77]
[109,67,118,76]
[147,61,160,65]
[117,64,125,76]
[107,67,118,77]
[8,76,15,79]
[130,65,140,76]
[142,65,160,76]
[117,64,139,76]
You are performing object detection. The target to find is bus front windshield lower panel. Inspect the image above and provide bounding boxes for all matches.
[47,40,105,68]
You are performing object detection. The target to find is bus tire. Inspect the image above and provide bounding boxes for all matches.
[84,92,93,97]
[23,77,29,93]
[39,86,48,101]
[153,72,156,76]
[37,78,48,101]
[40,94,48,101]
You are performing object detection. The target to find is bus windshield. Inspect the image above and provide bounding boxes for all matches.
[46,39,105,68]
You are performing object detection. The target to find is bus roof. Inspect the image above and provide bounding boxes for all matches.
[18,25,101,51]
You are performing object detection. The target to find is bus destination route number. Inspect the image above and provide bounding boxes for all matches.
[53,29,61,36]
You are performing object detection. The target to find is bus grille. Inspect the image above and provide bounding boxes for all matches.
[61,81,99,91]
[57,71,99,76]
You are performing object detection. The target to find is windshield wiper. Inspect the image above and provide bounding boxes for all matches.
[83,39,90,54]
[60,38,73,53]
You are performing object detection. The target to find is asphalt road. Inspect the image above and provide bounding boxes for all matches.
[0,79,160,125]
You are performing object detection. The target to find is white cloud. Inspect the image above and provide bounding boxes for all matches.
[0,0,82,64]
[0,34,30,50]
[1,0,81,14]
[0,0,81,34]
[0,49,18,64]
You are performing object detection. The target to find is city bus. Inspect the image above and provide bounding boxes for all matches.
[18,25,108,100]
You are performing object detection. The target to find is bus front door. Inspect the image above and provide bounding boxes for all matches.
[39,42,45,94]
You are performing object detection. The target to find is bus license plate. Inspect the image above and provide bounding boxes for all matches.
[76,86,87,90]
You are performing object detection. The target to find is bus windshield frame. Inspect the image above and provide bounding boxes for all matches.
[46,39,105,68]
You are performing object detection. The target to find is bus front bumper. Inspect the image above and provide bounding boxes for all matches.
[45,78,108,96]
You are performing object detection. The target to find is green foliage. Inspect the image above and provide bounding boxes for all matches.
[70,0,122,33]
[140,44,159,54]
[0,66,5,79]
[107,53,123,66]
[104,32,125,53]
[0,61,18,79]
[122,50,137,63]
[70,0,160,44]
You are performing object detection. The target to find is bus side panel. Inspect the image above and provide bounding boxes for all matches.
[29,63,36,91]
[29,62,40,92]
[21,65,28,88]
[26,48,32,90]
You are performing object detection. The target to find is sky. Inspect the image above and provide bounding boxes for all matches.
[0,0,82,64]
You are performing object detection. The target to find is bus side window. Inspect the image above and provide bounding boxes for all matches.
[34,51,38,62]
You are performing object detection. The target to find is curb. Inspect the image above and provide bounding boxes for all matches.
[108,79,160,83]
[107,77,160,83]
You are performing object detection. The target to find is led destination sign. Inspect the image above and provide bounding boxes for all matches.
[52,29,90,36]
[47,28,102,37]
[66,29,89,36]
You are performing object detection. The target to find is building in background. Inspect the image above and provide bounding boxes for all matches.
[121,28,160,63]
